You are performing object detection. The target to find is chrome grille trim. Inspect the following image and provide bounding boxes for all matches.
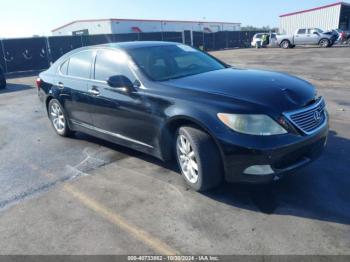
[284,97,327,135]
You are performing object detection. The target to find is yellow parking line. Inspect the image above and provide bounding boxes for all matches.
[63,184,178,255]
[26,163,178,255]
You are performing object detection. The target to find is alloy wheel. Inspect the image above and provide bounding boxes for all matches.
[321,40,328,47]
[50,102,65,133]
[177,134,199,184]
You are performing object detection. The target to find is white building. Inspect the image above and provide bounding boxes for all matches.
[52,18,241,36]
[279,2,350,34]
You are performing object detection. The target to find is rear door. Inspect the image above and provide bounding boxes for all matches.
[58,50,94,125]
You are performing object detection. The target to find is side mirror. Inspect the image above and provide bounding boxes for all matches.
[107,75,135,92]
[313,32,319,35]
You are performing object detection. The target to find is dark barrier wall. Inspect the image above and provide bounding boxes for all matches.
[192,31,265,50]
[0,42,6,73]
[0,31,266,73]
[161,32,183,43]
[48,36,84,62]
[2,37,50,73]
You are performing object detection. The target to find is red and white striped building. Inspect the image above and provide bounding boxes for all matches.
[52,18,241,36]
[279,2,350,34]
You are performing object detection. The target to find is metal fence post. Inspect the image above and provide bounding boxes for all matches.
[0,40,8,73]
[45,37,52,66]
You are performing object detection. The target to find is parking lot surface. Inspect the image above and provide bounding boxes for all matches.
[0,47,349,255]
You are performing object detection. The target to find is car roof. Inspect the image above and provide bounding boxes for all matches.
[99,41,180,50]
[53,41,182,65]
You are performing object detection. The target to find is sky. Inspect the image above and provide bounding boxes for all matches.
[0,0,340,38]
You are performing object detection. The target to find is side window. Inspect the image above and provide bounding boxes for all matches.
[94,50,135,82]
[59,59,69,75]
[67,51,92,79]
[297,29,306,34]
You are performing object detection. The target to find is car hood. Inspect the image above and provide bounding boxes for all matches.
[164,68,316,112]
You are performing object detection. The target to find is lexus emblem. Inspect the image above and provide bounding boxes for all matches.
[314,110,321,121]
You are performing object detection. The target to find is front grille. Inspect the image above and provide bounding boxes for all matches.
[284,97,327,135]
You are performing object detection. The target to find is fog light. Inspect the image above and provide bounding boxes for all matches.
[244,165,274,175]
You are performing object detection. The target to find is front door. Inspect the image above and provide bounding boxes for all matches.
[307,29,320,44]
[87,49,158,149]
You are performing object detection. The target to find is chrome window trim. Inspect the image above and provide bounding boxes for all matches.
[71,120,154,149]
[283,97,328,135]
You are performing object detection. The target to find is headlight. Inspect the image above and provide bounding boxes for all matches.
[217,113,287,136]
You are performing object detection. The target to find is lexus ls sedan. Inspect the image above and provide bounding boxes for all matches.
[37,42,329,191]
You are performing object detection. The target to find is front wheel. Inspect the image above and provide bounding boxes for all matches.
[175,126,223,192]
[319,39,330,48]
[48,99,73,137]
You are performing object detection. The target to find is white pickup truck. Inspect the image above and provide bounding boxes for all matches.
[277,28,335,49]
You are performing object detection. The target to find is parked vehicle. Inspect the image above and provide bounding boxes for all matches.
[277,28,334,48]
[37,42,329,191]
[323,29,339,44]
[334,29,350,45]
[251,33,278,48]
[0,67,6,89]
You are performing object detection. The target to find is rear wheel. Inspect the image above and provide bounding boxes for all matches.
[48,99,73,137]
[281,40,290,49]
[319,39,330,48]
[175,126,223,192]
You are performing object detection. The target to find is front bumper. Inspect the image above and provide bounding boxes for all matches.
[218,122,329,184]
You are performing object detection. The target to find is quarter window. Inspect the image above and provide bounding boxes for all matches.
[94,50,135,82]
[297,29,306,34]
[68,51,93,79]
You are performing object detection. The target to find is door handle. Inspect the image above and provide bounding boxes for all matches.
[88,87,100,96]
[57,82,64,88]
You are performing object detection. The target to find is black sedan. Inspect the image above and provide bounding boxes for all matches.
[37,42,329,191]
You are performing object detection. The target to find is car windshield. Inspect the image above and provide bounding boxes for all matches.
[127,44,226,81]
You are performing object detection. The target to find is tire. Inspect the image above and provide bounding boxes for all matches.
[290,45,296,48]
[175,126,223,192]
[0,74,6,89]
[281,40,290,49]
[319,39,330,48]
[48,99,73,137]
